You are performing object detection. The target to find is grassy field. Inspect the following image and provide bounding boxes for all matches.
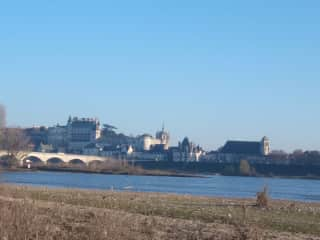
[0,184,319,239]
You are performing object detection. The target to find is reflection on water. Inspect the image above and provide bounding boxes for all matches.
[2,171,320,202]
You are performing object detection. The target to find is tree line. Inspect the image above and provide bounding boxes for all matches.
[269,149,320,165]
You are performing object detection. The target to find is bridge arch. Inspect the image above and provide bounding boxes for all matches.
[69,159,86,165]
[88,160,104,168]
[24,156,44,164]
[47,157,65,165]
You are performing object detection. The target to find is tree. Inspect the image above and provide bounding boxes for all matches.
[103,124,117,131]
[0,128,30,167]
[292,149,304,156]
[223,165,236,175]
[0,104,5,128]
[239,160,251,176]
[0,105,5,164]
[99,123,135,146]
[304,151,320,165]
[269,150,289,161]
[290,149,305,164]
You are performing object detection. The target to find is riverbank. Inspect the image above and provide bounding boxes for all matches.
[136,161,320,180]
[4,165,320,181]
[0,165,203,178]
[0,184,319,240]
[35,166,204,178]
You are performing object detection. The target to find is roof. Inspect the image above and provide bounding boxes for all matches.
[149,144,167,153]
[207,150,218,154]
[103,145,120,151]
[140,134,153,139]
[169,147,180,151]
[220,141,262,155]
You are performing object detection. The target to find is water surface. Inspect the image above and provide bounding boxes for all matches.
[2,171,320,202]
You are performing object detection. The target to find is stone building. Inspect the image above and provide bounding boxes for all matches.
[136,126,170,152]
[169,137,204,162]
[155,125,170,150]
[24,126,48,151]
[202,137,270,163]
[67,116,101,153]
[47,125,67,151]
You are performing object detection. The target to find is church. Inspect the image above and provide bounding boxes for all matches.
[202,137,270,163]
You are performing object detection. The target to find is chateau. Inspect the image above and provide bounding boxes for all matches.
[22,116,271,164]
[136,126,170,152]
[46,117,101,153]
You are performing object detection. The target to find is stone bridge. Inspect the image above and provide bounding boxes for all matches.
[0,151,110,166]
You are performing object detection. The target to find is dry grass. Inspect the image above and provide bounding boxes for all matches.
[0,184,320,239]
[256,186,269,208]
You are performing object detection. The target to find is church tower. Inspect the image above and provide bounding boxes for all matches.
[156,123,170,150]
[260,136,270,156]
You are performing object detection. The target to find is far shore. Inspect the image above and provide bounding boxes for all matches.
[0,166,205,178]
[2,165,320,180]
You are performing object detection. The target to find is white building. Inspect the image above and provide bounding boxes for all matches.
[136,126,170,152]
[261,136,270,156]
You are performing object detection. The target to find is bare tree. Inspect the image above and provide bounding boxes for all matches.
[0,128,30,167]
[0,104,5,128]
[239,159,251,176]
[0,104,5,164]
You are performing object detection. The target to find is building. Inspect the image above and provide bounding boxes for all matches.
[82,143,102,156]
[128,152,167,162]
[121,144,134,155]
[155,125,170,150]
[202,137,270,163]
[137,134,157,151]
[261,136,270,156]
[47,125,67,151]
[136,125,170,152]
[24,126,48,151]
[220,136,270,156]
[100,145,121,157]
[169,137,204,162]
[67,116,101,153]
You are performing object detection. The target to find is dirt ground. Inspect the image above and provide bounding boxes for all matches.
[0,184,319,240]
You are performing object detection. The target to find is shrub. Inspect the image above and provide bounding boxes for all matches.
[256,186,269,208]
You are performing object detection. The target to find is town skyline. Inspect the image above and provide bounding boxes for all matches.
[1,1,320,152]
[1,108,318,153]
[1,2,320,239]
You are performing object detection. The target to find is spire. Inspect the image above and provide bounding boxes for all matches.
[162,121,165,132]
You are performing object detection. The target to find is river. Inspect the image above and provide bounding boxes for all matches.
[1,171,319,202]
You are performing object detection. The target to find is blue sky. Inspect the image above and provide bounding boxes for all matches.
[1,0,320,151]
